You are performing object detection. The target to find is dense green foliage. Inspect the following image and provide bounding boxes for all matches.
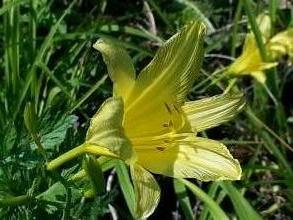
[0,0,292,219]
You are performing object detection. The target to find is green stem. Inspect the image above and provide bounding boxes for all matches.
[242,0,267,60]
[0,195,32,207]
[243,0,279,101]
[47,145,85,170]
[47,144,119,170]
[269,0,277,35]
[231,0,243,57]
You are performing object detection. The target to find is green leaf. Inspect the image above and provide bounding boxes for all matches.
[176,0,215,34]
[180,179,229,220]
[34,114,77,150]
[83,155,105,196]
[115,160,136,218]
[36,182,66,203]
[3,123,16,153]
[173,179,194,220]
[220,182,262,220]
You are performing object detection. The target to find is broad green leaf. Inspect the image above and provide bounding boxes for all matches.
[116,160,136,218]
[93,39,136,99]
[136,136,241,181]
[220,182,262,220]
[36,182,66,202]
[124,21,206,137]
[130,164,160,219]
[36,114,77,150]
[83,155,105,196]
[180,179,229,220]
[173,179,194,220]
[182,93,245,132]
[86,97,134,162]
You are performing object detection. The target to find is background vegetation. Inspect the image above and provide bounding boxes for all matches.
[0,0,292,219]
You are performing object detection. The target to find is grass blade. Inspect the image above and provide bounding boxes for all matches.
[173,179,194,220]
[179,179,229,220]
[220,182,262,220]
[115,160,136,218]
[176,0,215,34]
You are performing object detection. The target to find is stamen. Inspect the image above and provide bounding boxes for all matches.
[156,146,165,151]
[164,103,172,114]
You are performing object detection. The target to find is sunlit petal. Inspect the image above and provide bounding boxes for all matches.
[182,93,245,132]
[136,136,241,181]
[256,14,271,40]
[124,21,206,137]
[93,39,136,100]
[268,28,293,61]
[86,97,134,161]
[130,164,161,219]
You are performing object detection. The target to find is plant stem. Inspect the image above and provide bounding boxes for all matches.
[0,195,32,207]
[231,0,242,57]
[242,0,267,60]
[47,145,85,170]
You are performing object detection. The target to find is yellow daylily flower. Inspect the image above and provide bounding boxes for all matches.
[228,14,293,83]
[228,14,277,84]
[268,28,293,62]
[47,21,245,219]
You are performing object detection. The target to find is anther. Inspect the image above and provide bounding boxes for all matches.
[164,103,172,114]
[156,146,165,151]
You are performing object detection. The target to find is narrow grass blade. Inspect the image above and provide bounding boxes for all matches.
[246,108,292,172]
[179,179,229,220]
[173,179,194,220]
[13,0,77,120]
[176,0,215,34]
[0,0,27,16]
[199,182,219,220]
[115,160,135,218]
[220,182,262,220]
[69,75,108,113]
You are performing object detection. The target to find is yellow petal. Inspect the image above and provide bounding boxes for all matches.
[268,28,293,60]
[86,97,134,162]
[182,93,245,132]
[256,14,271,40]
[228,33,277,78]
[93,39,136,100]
[228,15,276,78]
[242,33,258,54]
[136,136,241,181]
[130,164,160,219]
[124,21,206,137]
[250,71,266,84]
